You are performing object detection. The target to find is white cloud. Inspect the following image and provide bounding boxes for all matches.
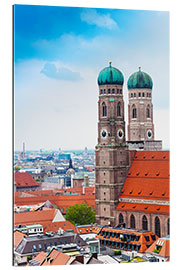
[80,9,118,29]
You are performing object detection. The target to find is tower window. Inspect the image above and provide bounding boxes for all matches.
[112,89,115,94]
[104,89,106,94]
[147,93,149,97]
[138,92,141,97]
[149,93,151,97]
[142,92,145,97]
[132,106,137,118]
[131,93,133,98]
[146,106,150,118]
[120,89,122,94]
[134,93,136,97]
[108,89,111,94]
[117,89,119,94]
[101,89,103,94]
[117,102,121,117]
[102,102,107,117]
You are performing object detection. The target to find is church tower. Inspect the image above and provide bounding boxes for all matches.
[127,67,162,150]
[95,62,129,226]
[127,67,154,141]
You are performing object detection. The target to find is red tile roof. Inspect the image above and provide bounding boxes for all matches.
[96,227,158,253]
[119,151,169,201]
[14,194,95,213]
[116,202,169,215]
[14,230,27,248]
[41,249,70,266]
[14,172,39,187]
[146,237,170,258]
[27,251,47,266]
[76,225,101,234]
[14,209,58,226]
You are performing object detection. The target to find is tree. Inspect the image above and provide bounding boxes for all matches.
[65,203,95,225]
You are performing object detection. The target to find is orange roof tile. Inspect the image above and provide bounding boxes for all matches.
[41,249,70,266]
[14,209,57,226]
[14,172,39,187]
[116,202,169,215]
[14,194,95,212]
[27,251,47,266]
[119,151,169,201]
[14,230,27,248]
[96,227,158,253]
[40,220,77,233]
[146,237,170,258]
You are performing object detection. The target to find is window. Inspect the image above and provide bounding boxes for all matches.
[117,89,119,94]
[151,234,156,241]
[132,106,137,118]
[102,102,107,117]
[117,102,121,117]
[120,89,122,94]
[104,89,106,94]
[142,215,148,230]
[155,216,161,237]
[144,235,150,242]
[108,89,111,94]
[138,92,141,97]
[101,89,103,94]
[38,244,42,250]
[147,93,149,97]
[119,213,124,224]
[149,93,151,97]
[112,89,115,94]
[142,92,145,97]
[130,214,136,229]
[131,93,133,98]
[134,93,136,97]
[146,106,150,118]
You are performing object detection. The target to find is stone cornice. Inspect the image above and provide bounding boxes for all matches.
[118,197,169,205]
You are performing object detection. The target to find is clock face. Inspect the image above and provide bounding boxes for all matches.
[117,129,124,139]
[101,129,107,138]
[147,129,152,139]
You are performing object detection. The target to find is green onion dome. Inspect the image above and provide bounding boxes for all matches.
[127,67,153,89]
[98,61,124,85]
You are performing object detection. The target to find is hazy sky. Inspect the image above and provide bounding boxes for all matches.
[14,5,169,150]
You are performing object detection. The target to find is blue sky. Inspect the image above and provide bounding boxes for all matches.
[14,5,169,150]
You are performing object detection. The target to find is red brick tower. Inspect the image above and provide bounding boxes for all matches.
[95,62,129,226]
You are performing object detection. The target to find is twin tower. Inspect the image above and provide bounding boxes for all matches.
[95,62,162,226]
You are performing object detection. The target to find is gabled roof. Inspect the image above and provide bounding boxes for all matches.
[119,151,169,201]
[14,172,39,187]
[28,251,47,266]
[14,209,58,226]
[41,249,70,266]
[14,230,27,248]
[146,236,170,258]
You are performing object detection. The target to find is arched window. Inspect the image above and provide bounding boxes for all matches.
[167,218,170,235]
[130,214,136,229]
[142,215,148,230]
[117,102,121,117]
[119,213,124,224]
[146,106,150,118]
[155,216,161,237]
[102,102,107,117]
[132,106,137,119]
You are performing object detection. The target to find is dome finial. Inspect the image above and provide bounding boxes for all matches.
[139,66,141,71]
[109,61,112,67]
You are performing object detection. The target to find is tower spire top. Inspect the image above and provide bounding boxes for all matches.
[109,61,112,67]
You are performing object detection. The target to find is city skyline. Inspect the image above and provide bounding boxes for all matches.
[14,5,169,151]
